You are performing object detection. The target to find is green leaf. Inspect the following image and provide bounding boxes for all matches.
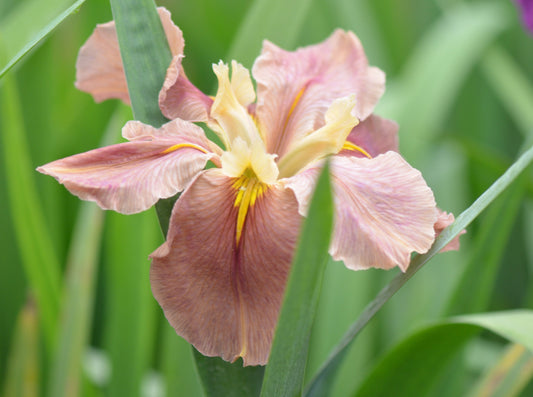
[378,1,508,161]
[103,209,160,397]
[193,349,264,397]
[109,0,171,127]
[47,108,128,397]
[0,51,61,350]
[0,0,86,78]
[226,0,313,66]
[305,144,533,397]
[261,162,334,397]
[445,175,526,315]
[2,302,40,397]
[468,344,533,397]
[482,47,533,140]
[161,325,203,397]
[353,310,533,397]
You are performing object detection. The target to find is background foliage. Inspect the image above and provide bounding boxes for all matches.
[1,0,533,396]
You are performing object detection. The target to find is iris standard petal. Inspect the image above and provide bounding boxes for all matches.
[75,7,186,104]
[343,115,399,158]
[150,169,302,366]
[253,29,385,157]
[37,122,215,214]
[286,153,437,272]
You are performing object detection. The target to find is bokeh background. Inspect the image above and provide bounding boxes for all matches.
[1,0,533,395]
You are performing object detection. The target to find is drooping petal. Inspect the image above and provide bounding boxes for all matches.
[75,19,129,103]
[150,169,302,366]
[286,153,437,272]
[434,210,464,252]
[37,121,216,214]
[122,118,219,153]
[158,56,214,122]
[342,114,399,158]
[75,7,185,104]
[253,29,385,157]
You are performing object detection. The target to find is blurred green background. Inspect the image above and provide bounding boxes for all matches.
[1,0,533,396]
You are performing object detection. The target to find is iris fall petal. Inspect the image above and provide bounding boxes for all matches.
[286,153,437,271]
[150,170,301,365]
[38,119,215,214]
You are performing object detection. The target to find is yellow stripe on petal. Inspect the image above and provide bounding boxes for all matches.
[342,141,372,158]
[161,143,209,155]
[232,171,268,245]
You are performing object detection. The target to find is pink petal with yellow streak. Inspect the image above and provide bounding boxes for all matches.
[37,119,216,214]
[343,114,399,158]
[150,169,302,366]
[253,29,385,157]
[158,56,213,122]
[286,153,437,272]
[75,7,184,104]
[434,210,464,252]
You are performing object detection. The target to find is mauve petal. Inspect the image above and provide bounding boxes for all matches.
[150,170,302,366]
[75,20,129,103]
[286,153,437,272]
[253,29,385,157]
[434,210,465,252]
[75,7,184,104]
[343,114,399,158]
[158,7,184,57]
[37,134,215,214]
[158,56,213,122]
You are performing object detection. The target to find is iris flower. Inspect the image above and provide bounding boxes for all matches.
[38,8,458,365]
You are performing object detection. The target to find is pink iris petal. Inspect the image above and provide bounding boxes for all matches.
[75,7,212,119]
[75,7,182,104]
[37,119,216,214]
[158,56,213,122]
[150,170,302,366]
[286,152,438,272]
[344,114,399,157]
[75,19,129,104]
[253,29,385,158]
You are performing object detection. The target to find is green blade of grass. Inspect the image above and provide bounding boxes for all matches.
[352,310,533,397]
[109,0,170,127]
[0,54,61,350]
[260,162,333,397]
[161,325,203,397]
[305,144,533,397]
[193,350,264,397]
[103,209,160,397]
[482,47,533,139]
[2,301,40,397]
[226,0,313,66]
[47,108,128,397]
[378,1,508,161]
[468,344,533,397]
[444,176,526,316]
[0,0,86,78]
